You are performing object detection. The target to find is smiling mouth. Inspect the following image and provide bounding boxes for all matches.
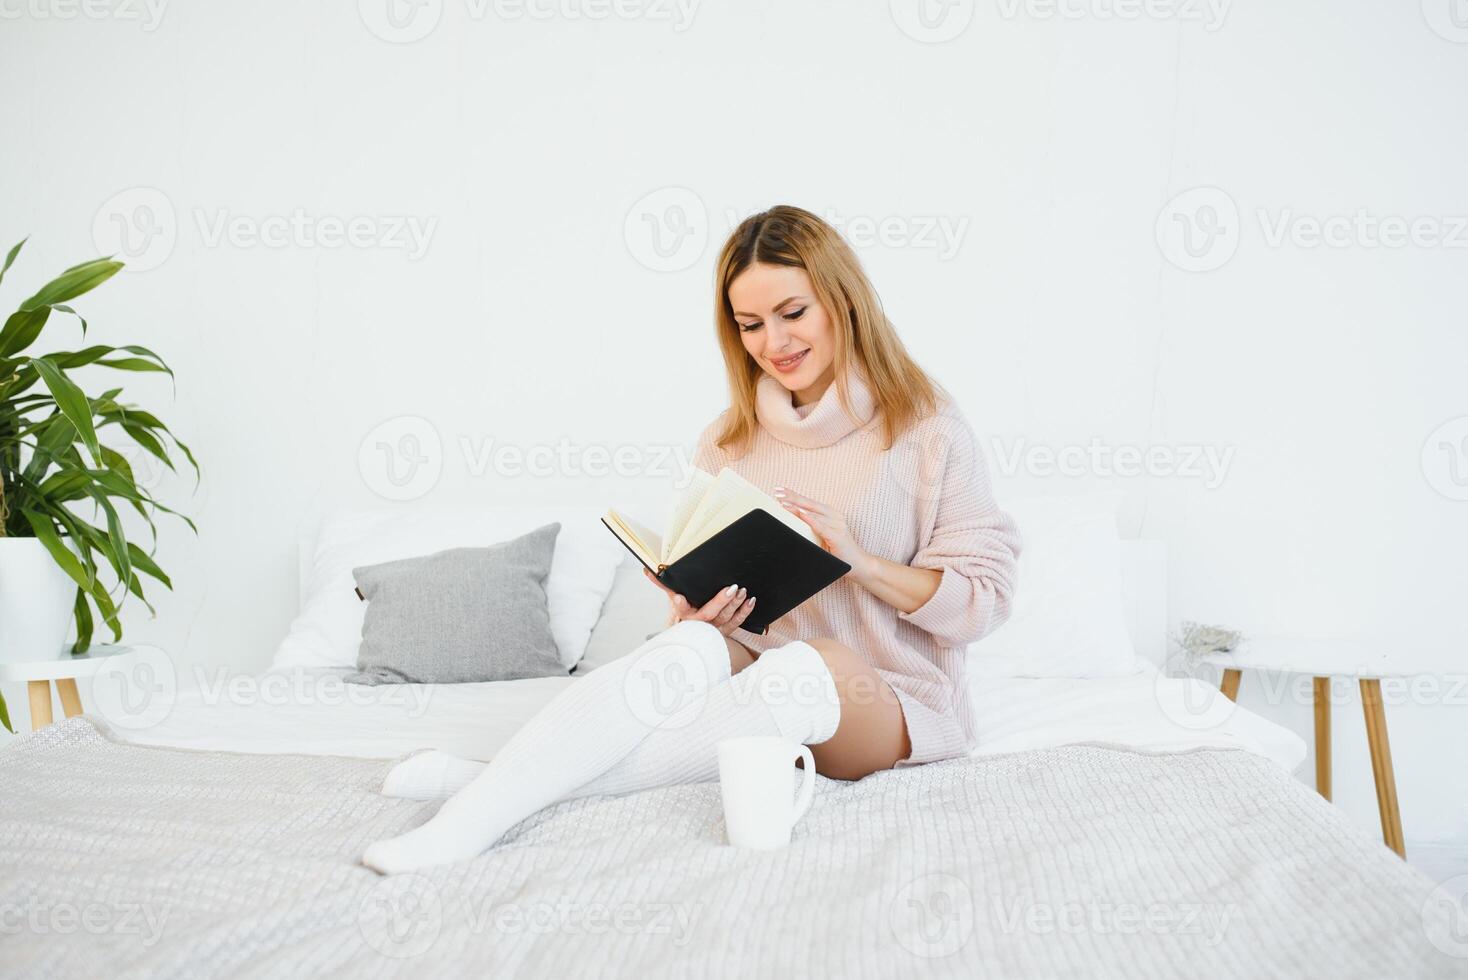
[770,349,809,372]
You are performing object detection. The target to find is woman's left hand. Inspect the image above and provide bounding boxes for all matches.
[772,486,871,581]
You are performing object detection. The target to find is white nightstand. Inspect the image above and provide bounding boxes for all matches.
[0,646,138,732]
[1198,637,1407,858]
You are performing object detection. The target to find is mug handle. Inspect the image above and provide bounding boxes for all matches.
[791,744,817,826]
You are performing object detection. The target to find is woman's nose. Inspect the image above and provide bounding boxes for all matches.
[763,319,790,351]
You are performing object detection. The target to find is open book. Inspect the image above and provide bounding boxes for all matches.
[602,467,850,634]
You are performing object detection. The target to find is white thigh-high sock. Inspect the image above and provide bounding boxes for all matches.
[575,639,840,797]
[380,749,488,801]
[378,640,841,803]
[362,620,731,874]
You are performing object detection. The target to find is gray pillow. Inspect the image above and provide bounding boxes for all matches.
[346,522,565,685]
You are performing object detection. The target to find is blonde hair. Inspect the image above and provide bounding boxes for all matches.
[711,205,944,454]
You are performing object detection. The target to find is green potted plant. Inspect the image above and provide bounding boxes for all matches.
[0,237,197,731]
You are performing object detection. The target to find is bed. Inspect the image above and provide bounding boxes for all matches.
[2,518,1463,978]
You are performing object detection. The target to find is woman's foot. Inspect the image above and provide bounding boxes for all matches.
[362,814,472,874]
[381,750,487,801]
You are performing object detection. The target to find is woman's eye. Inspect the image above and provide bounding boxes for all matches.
[783,308,806,321]
[739,321,762,332]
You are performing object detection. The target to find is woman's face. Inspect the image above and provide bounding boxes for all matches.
[729,262,836,405]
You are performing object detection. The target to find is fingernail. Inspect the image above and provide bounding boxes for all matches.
[726,584,738,595]
[748,596,756,606]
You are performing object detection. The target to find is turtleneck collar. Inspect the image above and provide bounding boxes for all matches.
[754,364,879,449]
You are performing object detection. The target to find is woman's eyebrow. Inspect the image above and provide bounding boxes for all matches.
[733,295,807,317]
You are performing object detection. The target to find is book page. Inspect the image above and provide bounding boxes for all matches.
[604,510,663,569]
[659,467,716,564]
[667,467,816,564]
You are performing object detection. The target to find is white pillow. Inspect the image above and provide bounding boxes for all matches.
[274,505,624,672]
[967,493,1138,678]
[578,556,669,672]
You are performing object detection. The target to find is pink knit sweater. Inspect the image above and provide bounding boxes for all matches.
[694,368,1022,766]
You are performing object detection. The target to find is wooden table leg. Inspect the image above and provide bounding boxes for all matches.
[56,678,83,718]
[1360,679,1406,858]
[27,680,53,732]
[1219,668,1242,702]
[1313,676,1331,801]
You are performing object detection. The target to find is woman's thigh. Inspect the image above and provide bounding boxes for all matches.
[801,637,911,781]
[724,635,756,674]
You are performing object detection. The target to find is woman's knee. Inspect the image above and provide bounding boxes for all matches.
[802,637,901,711]
[797,637,911,779]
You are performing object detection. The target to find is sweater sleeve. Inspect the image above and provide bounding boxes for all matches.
[896,410,1021,648]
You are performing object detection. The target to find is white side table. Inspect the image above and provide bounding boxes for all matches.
[0,646,137,732]
[1198,637,1406,858]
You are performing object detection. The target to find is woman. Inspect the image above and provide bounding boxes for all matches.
[362,205,1020,874]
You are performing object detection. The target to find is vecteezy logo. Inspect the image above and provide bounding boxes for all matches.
[88,646,178,731]
[1422,416,1468,502]
[1422,0,1468,42]
[92,187,178,272]
[359,0,443,43]
[1153,651,1239,731]
[358,416,443,501]
[889,0,975,43]
[358,874,443,959]
[623,187,708,273]
[1155,186,1240,272]
[883,413,979,505]
[889,872,974,958]
[1422,875,1468,958]
[621,641,714,730]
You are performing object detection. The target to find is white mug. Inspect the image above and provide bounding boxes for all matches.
[717,735,816,850]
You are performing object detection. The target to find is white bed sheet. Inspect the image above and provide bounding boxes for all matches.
[118,668,577,761]
[971,663,1307,771]
[118,662,1306,774]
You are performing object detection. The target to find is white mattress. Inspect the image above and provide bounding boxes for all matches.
[118,662,1307,774]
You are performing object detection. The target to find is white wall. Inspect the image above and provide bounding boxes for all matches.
[1,0,1464,848]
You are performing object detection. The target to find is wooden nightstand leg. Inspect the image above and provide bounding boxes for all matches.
[27,681,54,732]
[1219,668,1242,702]
[1360,679,1406,858]
[1313,676,1331,801]
[56,678,83,718]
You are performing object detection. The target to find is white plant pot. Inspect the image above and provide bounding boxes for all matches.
[0,537,77,664]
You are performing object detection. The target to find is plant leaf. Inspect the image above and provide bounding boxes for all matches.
[99,444,135,485]
[20,413,76,483]
[32,357,101,466]
[51,303,88,337]
[72,588,94,654]
[97,357,170,373]
[116,344,172,377]
[119,421,175,473]
[22,508,94,590]
[0,237,25,289]
[19,258,123,312]
[126,541,172,589]
[98,404,198,478]
[37,470,92,502]
[54,345,116,369]
[46,504,101,587]
[0,307,51,357]
[47,505,122,642]
[85,485,133,595]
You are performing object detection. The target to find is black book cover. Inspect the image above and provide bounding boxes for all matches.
[601,508,850,634]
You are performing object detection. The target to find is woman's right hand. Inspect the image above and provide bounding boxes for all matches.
[642,568,756,636]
